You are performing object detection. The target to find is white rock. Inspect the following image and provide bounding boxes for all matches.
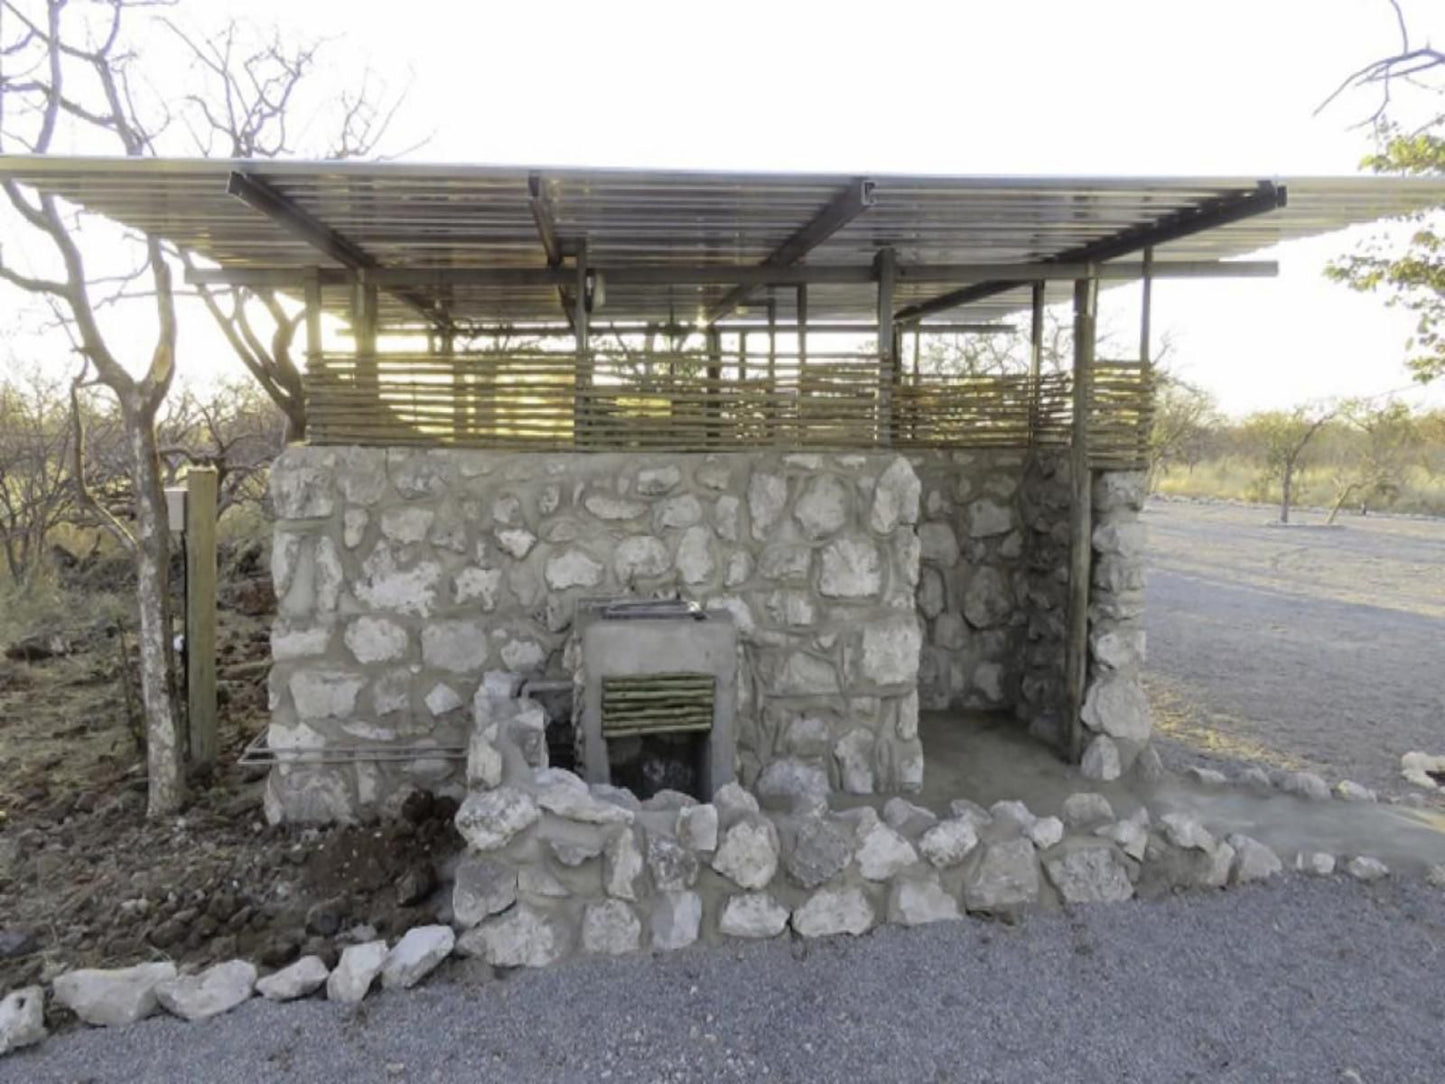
[457,905,568,967]
[1345,856,1389,882]
[888,873,961,926]
[0,986,45,1054]
[792,886,875,938]
[604,828,646,900]
[425,683,464,716]
[1027,816,1065,850]
[1333,780,1377,803]
[1401,751,1445,790]
[755,758,830,803]
[646,833,700,892]
[1080,674,1152,742]
[466,733,503,790]
[583,494,646,521]
[676,803,720,852]
[545,549,604,590]
[794,475,850,539]
[52,962,177,1027]
[711,817,780,889]
[712,781,760,822]
[1095,819,1148,861]
[455,787,541,851]
[1159,812,1216,851]
[988,800,1037,832]
[818,536,881,598]
[495,528,537,559]
[1080,735,1122,782]
[1279,771,1331,802]
[1061,793,1115,830]
[870,457,921,534]
[380,505,434,543]
[919,817,980,869]
[719,892,790,938]
[156,960,257,1021]
[256,956,330,1001]
[1185,766,1229,786]
[1044,843,1135,904]
[961,567,1012,628]
[965,498,1015,538]
[1295,851,1337,877]
[636,465,681,495]
[917,522,959,566]
[962,839,1041,913]
[882,797,938,837]
[651,891,704,951]
[289,669,365,720]
[747,472,788,540]
[833,729,876,795]
[856,616,922,686]
[674,525,716,584]
[614,536,671,581]
[327,941,388,1003]
[1203,842,1236,888]
[382,926,455,989]
[856,822,919,881]
[421,618,489,673]
[582,900,642,955]
[532,780,636,825]
[1226,834,1283,884]
[455,567,504,609]
[948,798,994,829]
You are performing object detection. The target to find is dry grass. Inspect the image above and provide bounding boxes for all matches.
[1155,458,1445,518]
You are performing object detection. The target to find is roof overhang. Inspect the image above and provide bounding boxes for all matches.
[2,156,1441,330]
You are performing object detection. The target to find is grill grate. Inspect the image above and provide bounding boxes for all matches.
[600,673,715,739]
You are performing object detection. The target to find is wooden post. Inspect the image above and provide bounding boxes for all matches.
[574,241,590,448]
[1064,273,1097,764]
[185,467,219,769]
[1138,246,1155,466]
[875,247,896,447]
[796,284,808,366]
[705,327,722,448]
[1028,280,1045,447]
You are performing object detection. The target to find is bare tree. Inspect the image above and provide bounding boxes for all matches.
[0,365,75,583]
[1147,373,1220,491]
[1,1,188,815]
[1318,0,1443,132]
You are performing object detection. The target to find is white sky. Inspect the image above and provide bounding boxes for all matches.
[5,0,1444,415]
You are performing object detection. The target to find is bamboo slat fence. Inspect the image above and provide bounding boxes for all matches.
[304,350,1153,469]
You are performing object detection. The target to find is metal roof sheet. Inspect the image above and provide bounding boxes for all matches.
[2,156,1441,326]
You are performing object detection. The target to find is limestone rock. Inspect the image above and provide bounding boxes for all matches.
[948,798,993,829]
[1401,751,1445,790]
[856,616,922,686]
[917,522,959,567]
[326,941,388,1003]
[421,619,489,673]
[988,800,1037,833]
[289,669,365,721]
[1027,816,1065,851]
[583,494,646,521]
[382,926,455,989]
[53,962,177,1027]
[818,536,882,598]
[675,525,716,584]
[603,829,647,900]
[590,783,643,813]
[643,789,699,812]
[677,803,720,852]
[870,457,921,533]
[1334,780,1377,803]
[748,472,788,540]
[1159,813,1216,852]
[1043,843,1134,904]
[794,475,850,539]
[784,815,853,888]
[833,729,876,795]
[581,900,642,955]
[1279,771,1331,802]
[755,758,830,803]
[917,567,946,619]
[1095,819,1148,861]
[0,986,45,1054]
[713,781,760,823]
[532,778,636,825]
[1080,674,1152,742]
[962,839,1040,913]
[856,822,919,881]
[1295,851,1337,877]
[1185,766,1229,787]
[495,528,537,559]
[1236,766,1274,790]
[792,886,875,938]
[1061,793,1115,831]
[961,567,1012,629]
[712,816,780,890]
[1090,626,1147,673]
[651,891,703,951]
[550,836,605,867]
[545,549,605,590]
[457,905,568,968]
[719,892,790,938]
[882,797,938,837]
[888,873,962,926]
[646,832,700,892]
[1080,735,1122,782]
[466,733,503,790]
[614,536,671,581]
[156,960,256,1022]
[919,817,980,869]
[255,956,329,1001]
[456,787,541,851]
[1220,835,1281,884]
[1345,856,1389,882]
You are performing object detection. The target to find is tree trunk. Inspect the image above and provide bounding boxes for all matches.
[123,394,185,817]
[1281,463,1293,524]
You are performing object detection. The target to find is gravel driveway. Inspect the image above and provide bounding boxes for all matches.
[5,877,1442,1084]
[1144,500,1445,797]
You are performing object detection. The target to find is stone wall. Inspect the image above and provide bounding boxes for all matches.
[908,450,1028,711]
[264,447,924,822]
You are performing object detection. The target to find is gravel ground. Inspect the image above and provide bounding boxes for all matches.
[1143,500,1445,797]
[6,876,1444,1084]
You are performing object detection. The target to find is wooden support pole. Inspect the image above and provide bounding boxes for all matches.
[875,247,896,447]
[1064,273,1098,764]
[1028,280,1045,447]
[185,467,219,769]
[1138,246,1155,466]
[574,241,590,448]
[352,271,379,396]
[705,327,722,447]
[796,285,808,366]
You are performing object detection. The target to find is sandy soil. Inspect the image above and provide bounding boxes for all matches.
[1143,499,1445,800]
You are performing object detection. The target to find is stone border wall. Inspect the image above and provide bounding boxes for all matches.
[264,448,926,822]
[908,450,1028,711]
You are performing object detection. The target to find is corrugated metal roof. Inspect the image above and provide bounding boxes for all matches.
[1,156,1441,326]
